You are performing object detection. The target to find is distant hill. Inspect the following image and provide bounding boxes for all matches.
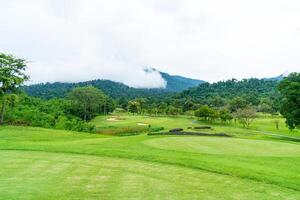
[177,78,280,106]
[264,71,290,81]
[22,80,170,100]
[22,70,204,99]
[159,71,205,92]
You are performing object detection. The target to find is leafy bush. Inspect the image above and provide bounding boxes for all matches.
[149,127,164,132]
[96,126,148,136]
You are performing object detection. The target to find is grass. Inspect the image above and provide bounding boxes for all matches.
[91,113,299,139]
[1,115,300,199]
[91,114,196,135]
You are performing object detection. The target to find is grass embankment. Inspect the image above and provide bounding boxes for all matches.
[0,115,300,199]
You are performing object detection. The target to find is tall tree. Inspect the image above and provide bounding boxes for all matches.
[195,105,214,121]
[229,96,249,112]
[233,107,257,128]
[278,73,300,130]
[0,53,29,124]
[68,86,108,121]
[127,100,140,114]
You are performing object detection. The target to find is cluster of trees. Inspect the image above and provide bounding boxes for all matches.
[190,75,300,130]
[115,95,258,128]
[195,105,256,128]
[177,79,281,114]
[2,87,115,132]
[68,86,115,121]
[126,99,182,116]
[4,94,95,132]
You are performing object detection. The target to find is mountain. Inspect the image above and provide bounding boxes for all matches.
[143,68,205,91]
[22,80,170,100]
[159,71,205,92]
[22,70,205,99]
[177,78,280,106]
[264,71,290,81]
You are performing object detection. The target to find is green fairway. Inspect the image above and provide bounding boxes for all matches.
[91,115,197,135]
[91,114,299,138]
[1,150,299,200]
[144,137,300,156]
[1,115,300,199]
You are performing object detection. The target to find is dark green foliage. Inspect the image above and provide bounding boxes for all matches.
[195,105,216,121]
[166,105,182,115]
[0,53,29,94]
[159,71,204,92]
[278,73,300,130]
[21,70,205,100]
[117,97,129,110]
[179,78,279,107]
[127,100,140,114]
[68,86,112,121]
[219,108,233,123]
[22,80,172,100]
[182,99,194,112]
[5,95,95,132]
[229,97,249,112]
[0,53,29,124]
[149,126,164,132]
[96,126,148,136]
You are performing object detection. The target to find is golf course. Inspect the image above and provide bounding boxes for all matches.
[2,1,300,199]
[1,114,300,200]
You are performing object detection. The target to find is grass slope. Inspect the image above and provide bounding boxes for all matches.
[1,115,300,199]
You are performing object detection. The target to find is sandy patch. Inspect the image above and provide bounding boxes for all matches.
[137,123,149,126]
[107,116,124,122]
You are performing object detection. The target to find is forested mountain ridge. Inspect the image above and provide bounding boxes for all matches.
[175,78,280,107]
[263,71,291,81]
[22,80,171,100]
[159,71,204,91]
[22,70,205,99]
[22,70,288,102]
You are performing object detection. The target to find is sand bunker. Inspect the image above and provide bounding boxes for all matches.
[107,117,123,122]
[137,123,149,126]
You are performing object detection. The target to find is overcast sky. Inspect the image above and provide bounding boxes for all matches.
[0,0,299,87]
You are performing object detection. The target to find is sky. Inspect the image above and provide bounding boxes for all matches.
[0,0,299,88]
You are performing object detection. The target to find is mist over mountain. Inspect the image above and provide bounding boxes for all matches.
[144,68,205,91]
[22,70,295,100]
[22,69,205,99]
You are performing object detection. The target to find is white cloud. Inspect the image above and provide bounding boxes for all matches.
[0,0,299,87]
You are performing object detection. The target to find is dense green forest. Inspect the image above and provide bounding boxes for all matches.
[22,69,205,99]
[22,76,281,112]
[22,80,171,100]
[4,94,95,132]
[174,78,281,112]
